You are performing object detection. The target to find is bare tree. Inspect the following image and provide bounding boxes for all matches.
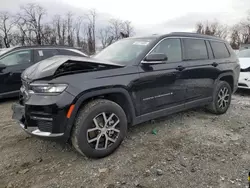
[53,15,61,45]
[230,26,241,49]
[196,21,229,39]
[15,15,28,46]
[196,22,204,34]
[42,24,57,45]
[0,2,136,52]
[109,19,122,41]
[19,3,46,45]
[85,9,96,54]
[239,17,250,44]
[98,27,113,48]
[74,16,83,47]
[121,20,134,37]
[66,12,74,46]
[52,15,67,45]
[0,12,16,47]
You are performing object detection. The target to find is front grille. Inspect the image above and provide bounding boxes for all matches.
[37,120,53,132]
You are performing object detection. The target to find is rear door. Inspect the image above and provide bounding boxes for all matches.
[181,38,220,106]
[0,49,33,95]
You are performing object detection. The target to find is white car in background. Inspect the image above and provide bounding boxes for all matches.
[238,49,250,89]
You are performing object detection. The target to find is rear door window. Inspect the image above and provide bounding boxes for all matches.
[210,41,230,59]
[34,49,59,62]
[182,38,208,60]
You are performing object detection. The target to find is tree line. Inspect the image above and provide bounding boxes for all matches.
[195,10,250,49]
[0,3,134,54]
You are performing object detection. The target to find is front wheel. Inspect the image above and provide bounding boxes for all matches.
[71,99,127,158]
[206,81,232,114]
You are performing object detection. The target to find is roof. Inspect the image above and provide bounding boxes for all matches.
[0,45,87,57]
[167,32,224,41]
[132,32,224,41]
[11,45,80,50]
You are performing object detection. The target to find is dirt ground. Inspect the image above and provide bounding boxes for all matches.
[1,91,250,188]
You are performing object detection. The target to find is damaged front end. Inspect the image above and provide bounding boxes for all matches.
[22,55,125,81]
[54,60,121,78]
[13,55,125,139]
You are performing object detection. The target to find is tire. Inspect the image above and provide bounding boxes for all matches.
[71,99,127,158]
[206,81,232,115]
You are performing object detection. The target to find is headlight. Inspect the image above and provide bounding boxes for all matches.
[29,83,68,94]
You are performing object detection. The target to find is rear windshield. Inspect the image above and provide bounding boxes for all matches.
[238,49,250,58]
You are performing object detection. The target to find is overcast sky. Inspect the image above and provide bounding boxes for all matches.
[1,0,250,35]
[61,0,249,25]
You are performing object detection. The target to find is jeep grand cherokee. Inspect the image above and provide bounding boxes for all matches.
[12,32,240,158]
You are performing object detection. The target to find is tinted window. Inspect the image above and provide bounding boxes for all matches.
[210,41,230,59]
[34,49,58,62]
[151,38,182,62]
[0,50,31,66]
[183,39,208,60]
[58,49,85,56]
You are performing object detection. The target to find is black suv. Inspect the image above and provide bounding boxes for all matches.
[0,46,87,99]
[12,32,240,158]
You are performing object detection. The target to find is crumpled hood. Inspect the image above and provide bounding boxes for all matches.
[239,58,250,69]
[22,55,124,81]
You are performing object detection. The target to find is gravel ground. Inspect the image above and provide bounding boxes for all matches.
[1,91,250,188]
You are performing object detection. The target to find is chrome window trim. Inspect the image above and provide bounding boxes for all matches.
[141,36,224,64]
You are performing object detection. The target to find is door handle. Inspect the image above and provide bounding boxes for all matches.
[176,66,185,71]
[212,62,218,67]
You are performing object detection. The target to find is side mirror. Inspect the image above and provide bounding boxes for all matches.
[142,53,167,65]
[0,63,6,71]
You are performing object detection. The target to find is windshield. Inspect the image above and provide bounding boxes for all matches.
[238,49,250,58]
[94,38,153,65]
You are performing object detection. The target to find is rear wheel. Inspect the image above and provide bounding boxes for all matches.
[206,81,232,114]
[71,99,127,158]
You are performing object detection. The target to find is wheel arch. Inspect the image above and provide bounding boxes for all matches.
[63,87,136,141]
[217,72,234,92]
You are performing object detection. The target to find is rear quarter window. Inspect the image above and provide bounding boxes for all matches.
[210,41,230,59]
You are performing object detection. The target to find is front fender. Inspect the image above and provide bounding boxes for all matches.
[63,87,136,142]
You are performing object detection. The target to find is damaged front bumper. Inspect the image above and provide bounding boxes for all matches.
[238,72,250,89]
[12,103,64,138]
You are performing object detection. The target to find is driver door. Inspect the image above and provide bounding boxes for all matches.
[138,38,187,115]
[0,49,34,95]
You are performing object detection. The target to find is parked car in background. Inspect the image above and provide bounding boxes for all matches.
[234,49,239,54]
[12,32,240,158]
[237,49,250,89]
[0,46,87,99]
